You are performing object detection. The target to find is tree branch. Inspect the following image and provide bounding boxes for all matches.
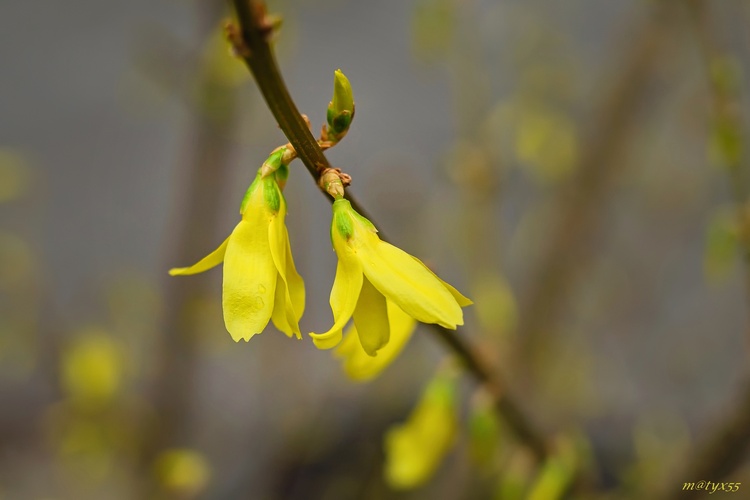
[229,0,549,462]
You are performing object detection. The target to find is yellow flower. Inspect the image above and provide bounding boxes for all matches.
[310,199,471,354]
[335,300,416,381]
[384,371,458,489]
[169,171,305,342]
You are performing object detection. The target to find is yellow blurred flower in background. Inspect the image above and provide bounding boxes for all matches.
[384,370,458,489]
[61,330,123,408]
[154,448,211,497]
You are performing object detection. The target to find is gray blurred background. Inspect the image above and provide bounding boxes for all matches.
[2,0,750,498]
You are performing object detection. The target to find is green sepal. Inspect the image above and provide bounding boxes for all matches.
[275,163,289,182]
[332,200,354,241]
[263,176,281,213]
[263,148,285,173]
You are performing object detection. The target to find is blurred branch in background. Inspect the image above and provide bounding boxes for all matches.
[136,2,237,495]
[688,0,750,321]
[0,152,61,457]
[661,2,750,496]
[515,2,677,366]
[228,0,551,464]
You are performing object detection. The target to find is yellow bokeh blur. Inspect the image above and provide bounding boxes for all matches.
[61,330,123,408]
[154,448,211,497]
[0,149,31,203]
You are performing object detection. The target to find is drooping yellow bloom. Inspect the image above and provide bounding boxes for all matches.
[310,198,471,354]
[384,371,458,489]
[169,170,305,342]
[335,300,416,381]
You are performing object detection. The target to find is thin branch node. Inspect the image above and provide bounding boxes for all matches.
[224,21,252,58]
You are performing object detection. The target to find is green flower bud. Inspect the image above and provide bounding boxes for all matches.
[327,69,355,136]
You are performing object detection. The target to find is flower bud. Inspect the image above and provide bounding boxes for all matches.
[327,69,355,136]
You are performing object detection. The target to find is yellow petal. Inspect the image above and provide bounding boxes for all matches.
[168,237,229,276]
[270,274,295,338]
[309,244,363,349]
[359,240,463,329]
[352,277,390,356]
[283,230,305,321]
[268,194,302,336]
[336,300,416,381]
[411,256,473,307]
[222,217,277,342]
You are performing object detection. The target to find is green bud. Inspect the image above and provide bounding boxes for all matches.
[327,69,355,135]
[332,69,354,115]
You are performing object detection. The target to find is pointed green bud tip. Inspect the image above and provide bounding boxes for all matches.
[332,69,354,115]
[328,70,354,134]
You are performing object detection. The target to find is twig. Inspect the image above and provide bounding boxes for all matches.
[228,0,549,462]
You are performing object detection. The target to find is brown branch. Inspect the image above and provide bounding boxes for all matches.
[229,0,549,462]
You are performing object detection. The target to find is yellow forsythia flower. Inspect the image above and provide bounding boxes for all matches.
[61,331,122,407]
[335,300,416,381]
[169,170,305,342]
[310,199,471,354]
[384,371,458,489]
[154,448,211,496]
